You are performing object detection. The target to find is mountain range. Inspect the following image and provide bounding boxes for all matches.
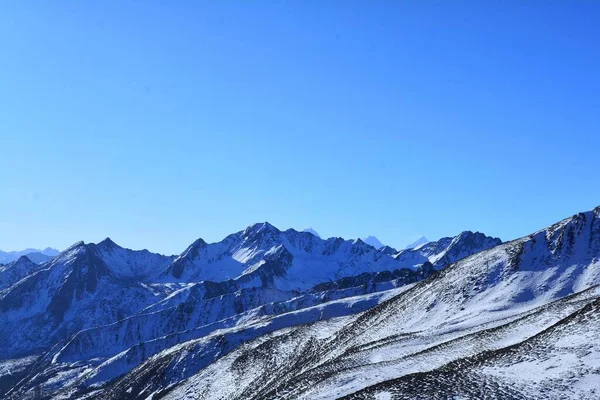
[1,207,600,399]
[0,248,60,265]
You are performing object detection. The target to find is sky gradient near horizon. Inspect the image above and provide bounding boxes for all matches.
[1,1,599,255]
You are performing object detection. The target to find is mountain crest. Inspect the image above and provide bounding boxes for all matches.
[97,237,118,249]
[243,222,280,237]
[379,245,398,255]
[302,227,321,238]
[405,236,429,249]
[64,241,85,253]
[15,255,34,264]
[362,235,384,249]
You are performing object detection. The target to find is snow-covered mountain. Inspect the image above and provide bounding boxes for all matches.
[393,230,501,269]
[162,223,437,292]
[5,207,596,399]
[0,241,174,358]
[114,207,597,400]
[0,256,40,292]
[302,227,321,238]
[362,235,384,249]
[378,245,398,255]
[0,247,59,264]
[404,235,429,249]
[0,222,503,398]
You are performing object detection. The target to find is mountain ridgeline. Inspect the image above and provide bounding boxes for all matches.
[3,208,600,399]
[0,247,59,265]
[0,225,499,360]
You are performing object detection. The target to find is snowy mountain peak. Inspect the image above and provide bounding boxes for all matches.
[175,238,209,263]
[353,238,366,245]
[450,231,501,252]
[393,231,502,269]
[404,236,429,249]
[0,255,43,292]
[189,237,208,249]
[379,245,398,255]
[65,241,85,252]
[243,222,280,237]
[362,235,384,249]
[302,227,321,238]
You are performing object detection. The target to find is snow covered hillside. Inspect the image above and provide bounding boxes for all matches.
[141,207,599,400]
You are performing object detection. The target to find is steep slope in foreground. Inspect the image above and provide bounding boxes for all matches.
[344,295,600,399]
[164,285,600,400]
[97,207,600,400]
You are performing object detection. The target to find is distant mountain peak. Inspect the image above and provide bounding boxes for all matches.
[302,228,321,238]
[41,247,60,256]
[362,235,384,249]
[181,238,208,258]
[0,247,61,264]
[16,255,34,264]
[404,236,429,249]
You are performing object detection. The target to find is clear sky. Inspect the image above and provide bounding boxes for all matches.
[1,1,599,255]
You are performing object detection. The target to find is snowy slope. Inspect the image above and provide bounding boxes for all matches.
[94,238,175,280]
[0,256,41,292]
[160,286,600,400]
[0,242,174,358]
[344,294,600,399]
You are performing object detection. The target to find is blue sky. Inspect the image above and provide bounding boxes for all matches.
[1,1,599,255]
